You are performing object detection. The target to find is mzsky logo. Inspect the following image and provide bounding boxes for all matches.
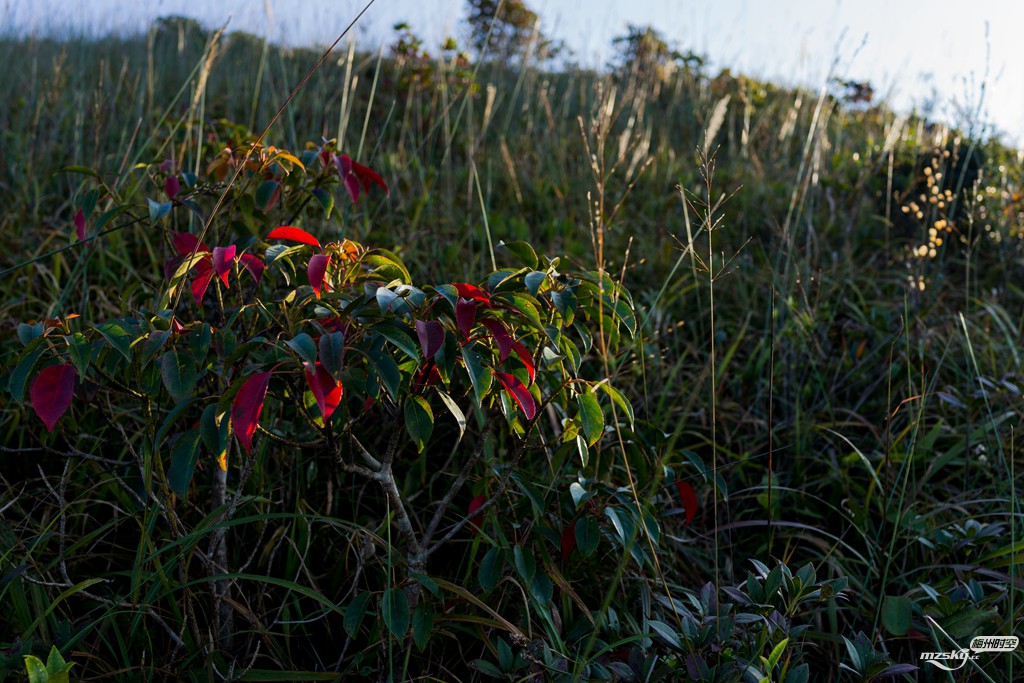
[920,636,1019,671]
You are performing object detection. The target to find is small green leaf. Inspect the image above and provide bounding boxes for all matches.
[168,429,202,496]
[524,271,546,296]
[577,391,604,446]
[767,637,789,670]
[461,345,492,406]
[9,345,47,402]
[148,197,173,224]
[255,179,280,212]
[285,332,317,367]
[312,187,334,218]
[23,655,48,683]
[160,351,197,403]
[575,517,600,557]
[344,591,371,639]
[597,382,634,426]
[648,620,682,649]
[498,240,539,269]
[436,390,466,447]
[95,320,134,361]
[318,331,345,380]
[479,546,502,592]
[200,404,229,460]
[376,324,420,361]
[513,545,535,583]
[881,595,912,636]
[404,395,434,452]
[381,587,410,639]
[367,347,401,400]
[412,602,433,651]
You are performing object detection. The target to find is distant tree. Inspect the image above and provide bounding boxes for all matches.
[611,24,704,82]
[465,0,561,64]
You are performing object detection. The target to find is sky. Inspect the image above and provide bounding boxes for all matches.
[3,0,1023,145]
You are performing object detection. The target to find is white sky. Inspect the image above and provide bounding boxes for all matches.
[3,0,1023,144]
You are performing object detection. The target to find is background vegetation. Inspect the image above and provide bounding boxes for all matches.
[1,3,1023,681]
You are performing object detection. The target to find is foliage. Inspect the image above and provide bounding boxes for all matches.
[1,8,1024,682]
[465,0,561,63]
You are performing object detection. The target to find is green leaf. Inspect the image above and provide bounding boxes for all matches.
[569,482,588,508]
[200,404,229,460]
[285,332,317,367]
[524,271,546,296]
[318,331,345,380]
[604,506,635,545]
[376,324,420,362]
[154,397,198,451]
[404,395,434,452]
[9,345,47,402]
[881,595,912,636]
[648,620,682,649]
[412,602,433,651]
[410,572,440,597]
[364,249,411,283]
[95,320,134,361]
[148,197,173,224]
[160,351,197,403]
[597,382,634,426]
[498,240,539,269]
[435,390,466,447]
[576,391,604,446]
[531,571,553,607]
[23,655,48,683]
[472,659,504,678]
[575,517,600,557]
[44,645,69,673]
[17,322,43,345]
[478,546,502,592]
[497,637,514,671]
[255,179,279,212]
[190,323,212,363]
[381,587,410,639]
[140,330,171,369]
[312,187,334,218]
[367,347,401,400]
[344,591,371,639]
[168,429,202,496]
[461,345,492,406]
[513,545,536,583]
[766,637,789,670]
[552,289,577,325]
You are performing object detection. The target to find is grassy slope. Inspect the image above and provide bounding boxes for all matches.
[1,16,1023,680]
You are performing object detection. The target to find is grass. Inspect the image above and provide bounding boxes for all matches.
[1,13,1024,682]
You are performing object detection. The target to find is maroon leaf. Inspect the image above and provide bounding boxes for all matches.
[456,299,477,338]
[675,481,698,525]
[238,253,265,284]
[307,253,330,298]
[343,174,360,205]
[481,319,513,362]
[561,524,577,563]
[164,175,180,200]
[212,245,236,287]
[266,226,321,248]
[232,371,272,455]
[494,371,536,420]
[453,283,491,305]
[173,232,210,255]
[190,259,215,305]
[304,362,343,421]
[74,209,86,242]
[31,363,77,432]
[511,341,536,384]
[351,160,389,196]
[415,319,445,359]
[467,494,486,535]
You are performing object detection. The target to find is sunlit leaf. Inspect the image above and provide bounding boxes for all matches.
[212,245,236,287]
[304,362,343,421]
[238,253,265,284]
[404,395,433,452]
[494,371,536,420]
[232,371,271,454]
[576,391,603,446]
[307,254,329,298]
[481,319,513,362]
[266,226,321,248]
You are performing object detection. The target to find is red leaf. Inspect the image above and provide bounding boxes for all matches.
[266,226,321,248]
[351,160,389,196]
[173,232,210,255]
[333,153,352,177]
[467,494,486,535]
[456,299,477,338]
[304,362,343,421]
[675,480,698,525]
[481,319,513,362]
[343,174,360,205]
[413,362,441,394]
[561,524,577,563]
[494,371,536,420]
[232,371,272,455]
[74,209,86,242]
[164,175,180,200]
[415,319,445,359]
[307,253,330,298]
[31,363,77,432]
[238,253,265,284]
[190,259,215,305]
[453,283,491,305]
[511,341,536,384]
[212,245,236,287]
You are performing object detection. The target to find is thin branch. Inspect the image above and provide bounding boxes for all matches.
[422,425,491,546]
